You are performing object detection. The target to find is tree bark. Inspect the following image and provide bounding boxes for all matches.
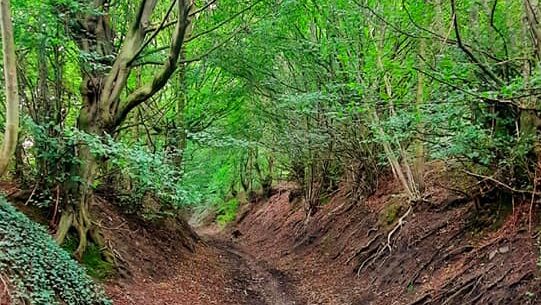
[0,0,19,176]
[55,0,194,260]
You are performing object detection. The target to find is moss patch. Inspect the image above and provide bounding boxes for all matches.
[62,237,114,280]
[381,202,403,226]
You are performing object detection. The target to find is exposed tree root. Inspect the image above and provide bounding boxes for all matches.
[405,227,471,287]
[408,260,530,305]
[385,206,412,253]
[440,274,480,305]
[348,206,413,275]
[55,204,115,263]
[346,232,382,264]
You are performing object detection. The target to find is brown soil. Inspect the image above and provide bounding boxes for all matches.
[3,173,541,305]
[98,204,259,305]
[99,200,302,305]
[232,174,541,305]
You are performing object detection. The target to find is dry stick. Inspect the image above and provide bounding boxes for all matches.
[23,183,38,205]
[464,170,540,195]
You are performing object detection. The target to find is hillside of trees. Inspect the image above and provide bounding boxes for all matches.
[0,0,541,304]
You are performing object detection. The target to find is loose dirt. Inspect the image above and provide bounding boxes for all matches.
[102,202,302,305]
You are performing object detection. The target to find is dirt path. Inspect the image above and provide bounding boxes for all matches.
[102,198,305,305]
[201,233,302,305]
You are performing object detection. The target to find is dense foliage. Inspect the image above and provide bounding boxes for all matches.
[0,198,110,305]
[1,0,541,301]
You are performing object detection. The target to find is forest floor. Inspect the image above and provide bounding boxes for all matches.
[103,168,541,304]
[103,201,304,305]
[3,168,541,305]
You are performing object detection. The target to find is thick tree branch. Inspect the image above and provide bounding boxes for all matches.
[127,0,178,67]
[450,0,503,86]
[113,0,193,128]
[101,0,159,116]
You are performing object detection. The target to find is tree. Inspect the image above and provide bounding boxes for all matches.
[0,0,19,176]
[54,0,194,260]
[50,0,261,260]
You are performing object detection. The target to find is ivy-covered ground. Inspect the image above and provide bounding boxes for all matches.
[0,198,110,305]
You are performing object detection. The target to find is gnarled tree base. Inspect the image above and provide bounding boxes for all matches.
[55,204,115,264]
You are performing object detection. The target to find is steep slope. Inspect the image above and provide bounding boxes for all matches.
[0,199,110,305]
[232,174,541,304]
[5,171,539,305]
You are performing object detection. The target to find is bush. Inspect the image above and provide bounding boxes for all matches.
[216,198,240,225]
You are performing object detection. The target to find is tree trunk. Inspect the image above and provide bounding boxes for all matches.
[0,0,19,176]
[55,0,194,260]
[413,35,426,194]
[172,50,188,167]
[55,115,114,261]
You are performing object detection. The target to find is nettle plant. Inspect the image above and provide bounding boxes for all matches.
[0,198,111,305]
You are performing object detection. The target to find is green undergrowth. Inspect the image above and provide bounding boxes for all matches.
[62,237,115,279]
[216,198,240,225]
[0,198,111,305]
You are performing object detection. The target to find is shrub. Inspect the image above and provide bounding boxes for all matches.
[216,198,240,225]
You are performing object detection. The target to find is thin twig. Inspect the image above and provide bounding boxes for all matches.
[464,170,540,195]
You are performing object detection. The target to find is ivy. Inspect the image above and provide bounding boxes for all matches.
[0,198,111,305]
